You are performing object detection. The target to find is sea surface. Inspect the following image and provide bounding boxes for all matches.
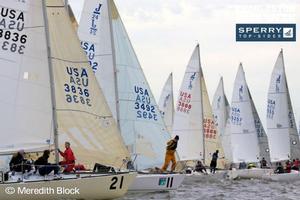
[120,175,300,200]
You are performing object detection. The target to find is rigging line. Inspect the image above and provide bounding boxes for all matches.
[50,57,89,64]
[56,108,113,119]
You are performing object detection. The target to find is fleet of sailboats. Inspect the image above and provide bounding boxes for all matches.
[0,0,299,199]
[0,0,136,199]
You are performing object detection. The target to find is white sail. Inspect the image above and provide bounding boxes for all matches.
[173,45,203,161]
[201,70,226,168]
[212,77,233,164]
[78,0,117,118]
[0,1,54,154]
[266,50,300,162]
[46,0,129,168]
[78,0,170,170]
[230,64,260,163]
[249,91,271,163]
[158,73,174,133]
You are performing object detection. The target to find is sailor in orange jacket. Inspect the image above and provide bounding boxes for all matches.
[161,135,179,172]
[58,141,76,173]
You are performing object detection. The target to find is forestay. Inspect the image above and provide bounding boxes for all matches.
[230,64,260,163]
[78,0,170,170]
[158,73,174,133]
[266,50,300,162]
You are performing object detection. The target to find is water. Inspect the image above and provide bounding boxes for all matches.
[121,175,300,200]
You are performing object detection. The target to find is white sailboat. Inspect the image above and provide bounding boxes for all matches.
[158,73,174,134]
[212,77,233,166]
[173,44,226,171]
[77,0,185,192]
[266,49,300,162]
[227,64,272,180]
[0,0,136,199]
[263,50,300,181]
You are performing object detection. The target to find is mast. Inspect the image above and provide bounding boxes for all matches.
[197,44,206,163]
[170,72,174,129]
[107,0,121,129]
[42,1,59,163]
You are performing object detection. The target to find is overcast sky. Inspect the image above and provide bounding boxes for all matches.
[69,0,300,128]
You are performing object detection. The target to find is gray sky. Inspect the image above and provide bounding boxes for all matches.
[69,0,300,128]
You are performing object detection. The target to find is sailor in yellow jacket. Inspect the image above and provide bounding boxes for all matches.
[161,135,179,172]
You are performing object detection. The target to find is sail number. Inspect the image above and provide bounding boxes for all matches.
[109,176,124,190]
[65,67,92,107]
[0,8,27,54]
[134,86,158,121]
[158,177,174,188]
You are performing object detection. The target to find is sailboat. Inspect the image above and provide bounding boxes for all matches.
[0,0,136,199]
[158,73,174,134]
[262,50,300,181]
[226,64,272,180]
[212,77,233,167]
[77,0,185,192]
[173,44,226,173]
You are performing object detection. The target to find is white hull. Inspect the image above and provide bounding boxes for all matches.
[186,170,228,181]
[262,170,300,181]
[226,168,273,180]
[0,172,136,200]
[128,173,185,192]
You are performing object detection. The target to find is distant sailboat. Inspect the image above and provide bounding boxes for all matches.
[266,49,300,162]
[173,44,225,169]
[0,0,136,199]
[78,0,185,191]
[230,64,260,163]
[158,73,174,134]
[226,64,272,180]
[212,77,233,165]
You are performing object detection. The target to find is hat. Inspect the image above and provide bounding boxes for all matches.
[175,135,179,140]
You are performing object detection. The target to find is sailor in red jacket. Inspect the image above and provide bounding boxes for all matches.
[58,141,76,173]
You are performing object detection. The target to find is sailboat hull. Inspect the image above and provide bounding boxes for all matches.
[262,170,300,181]
[226,168,273,179]
[128,173,185,192]
[0,172,136,200]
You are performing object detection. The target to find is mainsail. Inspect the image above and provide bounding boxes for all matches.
[0,1,53,154]
[78,0,170,170]
[212,77,233,164]
[158,73,174,133]
[230,64,260,163]
[266,49,300,162]
[173,45,203,161]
